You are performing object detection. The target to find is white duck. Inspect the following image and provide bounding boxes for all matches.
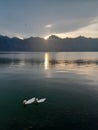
[23,97,46,105]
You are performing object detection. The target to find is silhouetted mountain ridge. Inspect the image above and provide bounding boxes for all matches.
[48,35,62,40]
[0,35,98,51]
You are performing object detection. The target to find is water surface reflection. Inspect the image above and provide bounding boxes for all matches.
[1,52,98,130]
[44,53,49,70]
[0,52,98,73]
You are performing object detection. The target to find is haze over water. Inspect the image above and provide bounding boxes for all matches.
[1,52,98,130]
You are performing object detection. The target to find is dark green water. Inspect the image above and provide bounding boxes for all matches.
[1,52,98,130]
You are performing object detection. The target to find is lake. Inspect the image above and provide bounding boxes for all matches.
[0,52,98,130]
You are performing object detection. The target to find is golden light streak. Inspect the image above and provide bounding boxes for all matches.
[44,53,49,70]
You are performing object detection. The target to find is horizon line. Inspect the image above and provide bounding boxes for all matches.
[0,34,98,40]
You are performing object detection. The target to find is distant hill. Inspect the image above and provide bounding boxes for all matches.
[0,35,98,51]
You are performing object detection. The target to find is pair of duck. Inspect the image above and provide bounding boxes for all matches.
[23,97,46,105]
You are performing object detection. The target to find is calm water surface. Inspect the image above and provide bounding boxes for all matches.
[1,52,98,130]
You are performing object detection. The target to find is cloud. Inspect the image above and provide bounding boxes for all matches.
[54,21,98,38]
[50,17,95,34]
[45,17,98,38]
[45,24,52,28]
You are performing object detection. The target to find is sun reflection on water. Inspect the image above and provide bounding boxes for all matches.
[44,53,49,70]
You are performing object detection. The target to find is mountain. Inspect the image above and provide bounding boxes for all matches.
[48,35,62,40]
[0,35,98,51]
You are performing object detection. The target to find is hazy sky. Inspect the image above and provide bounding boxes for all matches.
[0,0,98,39]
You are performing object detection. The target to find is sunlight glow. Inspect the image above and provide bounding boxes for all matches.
[16,35,24,40]
[44,53,49,70]
[44,36,49,40]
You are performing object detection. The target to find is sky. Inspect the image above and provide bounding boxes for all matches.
[0,0,98,39]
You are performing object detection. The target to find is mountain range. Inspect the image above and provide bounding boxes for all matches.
[0,35,98,51]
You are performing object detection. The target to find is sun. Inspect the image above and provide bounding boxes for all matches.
[44,36,49,40]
